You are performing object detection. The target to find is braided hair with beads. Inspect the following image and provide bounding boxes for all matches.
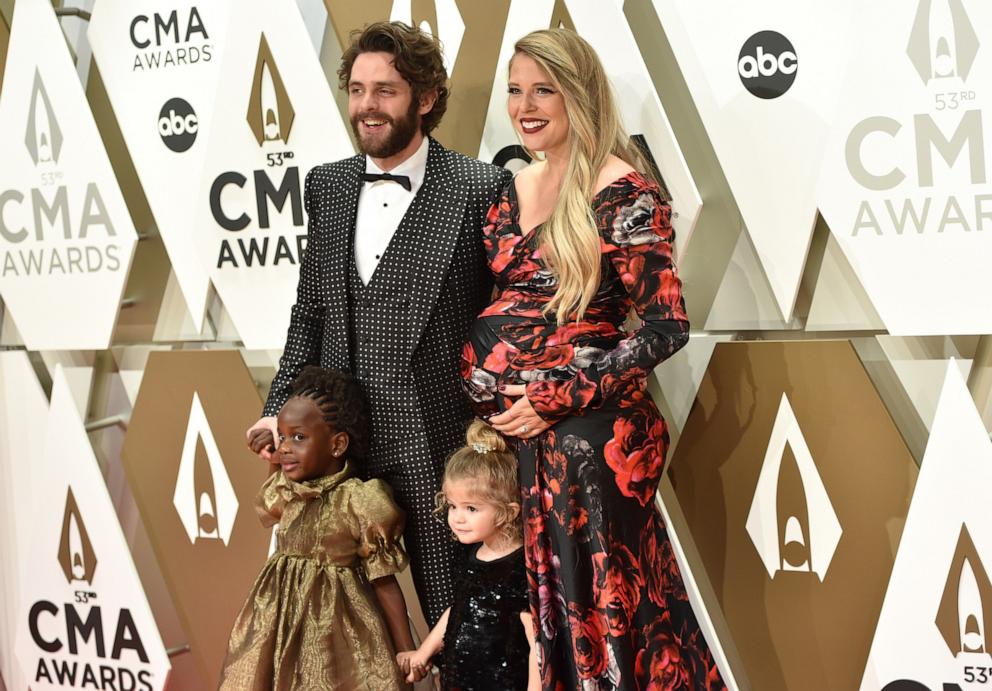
[289,365,370,463]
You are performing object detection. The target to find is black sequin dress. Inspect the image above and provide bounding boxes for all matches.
[441,544,530,690]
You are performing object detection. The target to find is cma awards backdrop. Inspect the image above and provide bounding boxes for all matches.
[1,1,991,690]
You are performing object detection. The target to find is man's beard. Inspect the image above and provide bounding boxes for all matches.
[351,99,421,159]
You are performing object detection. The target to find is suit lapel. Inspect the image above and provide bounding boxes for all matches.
[323,155,363,366]
[404,139,468,354]
[325,140,468,361]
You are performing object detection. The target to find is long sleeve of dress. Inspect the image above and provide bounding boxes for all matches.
[525,182,689,422]
[263,168,327,416]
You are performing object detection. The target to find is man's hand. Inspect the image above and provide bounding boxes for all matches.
[246,416,278,461]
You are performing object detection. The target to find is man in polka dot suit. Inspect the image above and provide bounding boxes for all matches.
[246,22,511,626]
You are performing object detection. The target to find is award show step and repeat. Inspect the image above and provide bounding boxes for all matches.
[1,1,990,690]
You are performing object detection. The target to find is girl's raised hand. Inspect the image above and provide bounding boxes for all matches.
[246,416,279,460]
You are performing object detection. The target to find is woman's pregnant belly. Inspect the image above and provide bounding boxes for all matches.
[460,314,624,416]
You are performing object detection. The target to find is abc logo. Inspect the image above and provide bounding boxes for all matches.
[738,31,798,99]
[158,97,198,153]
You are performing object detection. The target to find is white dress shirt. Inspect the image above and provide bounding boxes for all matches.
[354,136,429,285]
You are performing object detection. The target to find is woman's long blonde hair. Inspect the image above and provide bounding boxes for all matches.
[512,29,650,324]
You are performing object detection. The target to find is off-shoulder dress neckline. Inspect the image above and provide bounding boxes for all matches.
[507,169,650,238]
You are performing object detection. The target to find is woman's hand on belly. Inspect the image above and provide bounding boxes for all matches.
[489,384,551,439]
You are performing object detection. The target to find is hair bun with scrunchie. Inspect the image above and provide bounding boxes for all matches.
[465,418,507,454]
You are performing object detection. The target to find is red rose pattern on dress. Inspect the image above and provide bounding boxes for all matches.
[461,173,726,690]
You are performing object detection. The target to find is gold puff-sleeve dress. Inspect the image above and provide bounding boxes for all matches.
[218,460,409,690]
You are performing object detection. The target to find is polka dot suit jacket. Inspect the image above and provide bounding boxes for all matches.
[263,138,511,622]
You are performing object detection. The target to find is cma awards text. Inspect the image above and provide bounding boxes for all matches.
[210,164,307,269]
[0,183,123,277]
[28,599,156,691]
[129,7,213,72]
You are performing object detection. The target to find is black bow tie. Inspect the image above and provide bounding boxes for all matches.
[360,172,412,191]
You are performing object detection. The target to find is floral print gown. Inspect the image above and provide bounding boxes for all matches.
[461,172,726,690]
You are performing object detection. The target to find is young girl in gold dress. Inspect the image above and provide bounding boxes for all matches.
[219,366,414,690]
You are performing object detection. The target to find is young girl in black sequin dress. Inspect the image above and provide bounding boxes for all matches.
[396,420,539,690]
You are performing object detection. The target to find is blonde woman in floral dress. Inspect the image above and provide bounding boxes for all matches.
[460,29,726,691]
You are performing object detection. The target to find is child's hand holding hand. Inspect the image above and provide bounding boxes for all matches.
[395,650,430,683]
[246,416,278,461]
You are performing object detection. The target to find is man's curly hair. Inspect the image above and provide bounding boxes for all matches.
[337,21,449,134]
[289,366,370,463]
